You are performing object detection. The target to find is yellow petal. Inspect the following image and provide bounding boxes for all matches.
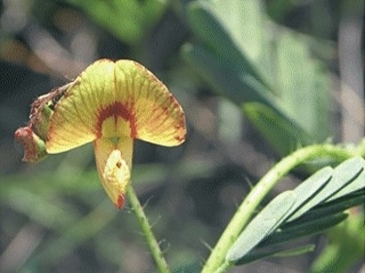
[94,136,133,208]
[47,59,116,153]
[114,60,186,146]
[47,59,186,153]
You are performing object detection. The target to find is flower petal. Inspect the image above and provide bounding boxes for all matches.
[47,59,116,153]
[114,60,186,146]
[47,59,186,153]
[94,136,134,209]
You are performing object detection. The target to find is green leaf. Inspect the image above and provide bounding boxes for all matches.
[235,244,316,265]
[226,191,296,262]
[242,102,312,154]
[288,157,365,221]
[258,212,348,248]
[285,166,333,218]
[187,0,272,86]
[327,159,365,201]
[184,0,334,155]
[275,32,331,141]
[272,244,316,258]
[181,44,276,106]
[65,0,166,44]
[227,157,363,266]
[182,45,307,154]
[306,191,364,218]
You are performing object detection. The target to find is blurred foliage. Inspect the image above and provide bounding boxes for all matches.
[0,0,364,273]
[63,0,167,45]
[310,208,365,273]
[182,0,332,155]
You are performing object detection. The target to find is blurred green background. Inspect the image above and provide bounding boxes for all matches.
[0,0,364,272]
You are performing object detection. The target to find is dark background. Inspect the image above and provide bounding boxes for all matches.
[0,1,364,272]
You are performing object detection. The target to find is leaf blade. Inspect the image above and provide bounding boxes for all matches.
[288,157,365,221]
[226,191,296,262]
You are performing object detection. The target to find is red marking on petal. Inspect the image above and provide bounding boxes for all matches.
[174,134,185,142]
[96,102,137,138]
[173,118,186,142]
[116,194,125,209]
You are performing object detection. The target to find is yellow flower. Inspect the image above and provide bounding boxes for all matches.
[16,59,186,208]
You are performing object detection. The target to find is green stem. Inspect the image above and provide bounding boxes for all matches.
[202,144,354,273]
[127,186,170,273]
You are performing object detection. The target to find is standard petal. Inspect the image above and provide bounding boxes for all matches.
[47,59,116,153]
[47,59,186,153]
[114,60,186,146]
[94,136,134,209]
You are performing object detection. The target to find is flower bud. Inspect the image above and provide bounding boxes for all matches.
[14,126,48,163]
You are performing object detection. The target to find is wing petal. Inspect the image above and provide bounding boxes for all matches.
[47,59,115,153]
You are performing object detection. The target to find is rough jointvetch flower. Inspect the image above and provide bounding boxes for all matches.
[16,59,186,208]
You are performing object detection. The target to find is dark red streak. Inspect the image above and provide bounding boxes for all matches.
[96,102,137,138]
[116,194,125,209]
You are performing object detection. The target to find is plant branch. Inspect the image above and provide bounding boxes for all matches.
[127,186,170,273]
[202,143,355,273]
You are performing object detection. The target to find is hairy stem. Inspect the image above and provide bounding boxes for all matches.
[202,144,354,273]
[127,186,170,273]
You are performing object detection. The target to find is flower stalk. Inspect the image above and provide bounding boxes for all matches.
[127,186,170,273]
